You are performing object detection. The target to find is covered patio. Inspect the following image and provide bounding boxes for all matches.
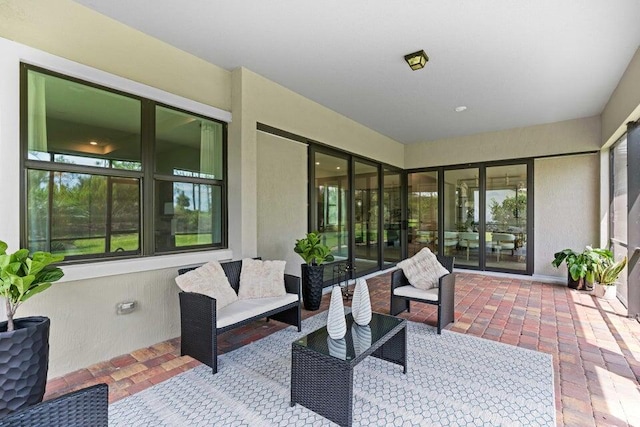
[44,271,640,426]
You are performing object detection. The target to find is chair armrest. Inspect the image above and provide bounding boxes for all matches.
[0,383,108,427]
[178,292,216,334]
[438,272,455,301]
[391,268,410,291]
[284,274,301,298]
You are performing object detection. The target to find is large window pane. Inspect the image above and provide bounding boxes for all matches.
[444,168,479,268]
[155,181,222,252]
[26,171,140,257]
[23,65,228,263]
[383,170,402,266]
[314,152,349,282]
[408,171,438,257]
[27,69,141,170]
[354,161,379,275]
[155,106,224,179]
[485,165,527,271]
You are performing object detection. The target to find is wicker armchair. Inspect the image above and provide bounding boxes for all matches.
[0,383,108,427]
[390,255,455,334]
[178,259,301,374]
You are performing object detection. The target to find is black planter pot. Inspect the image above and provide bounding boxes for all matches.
[567,272,585,290]
[302,264,325,311]
[0,316,50,416]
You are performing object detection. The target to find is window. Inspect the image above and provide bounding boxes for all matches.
[22,66,227,262]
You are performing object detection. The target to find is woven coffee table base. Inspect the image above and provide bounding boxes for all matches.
[290,319,406,427]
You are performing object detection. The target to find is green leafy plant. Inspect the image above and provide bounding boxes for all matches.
[0,240,64,332]
[552,246,613,286]
[596,256,627,285]
[294,232,335,266]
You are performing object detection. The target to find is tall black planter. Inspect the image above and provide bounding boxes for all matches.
[0,316,50,416]
[302,264,325,311]
[567,272,584,290]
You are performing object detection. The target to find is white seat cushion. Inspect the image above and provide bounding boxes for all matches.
[393,285,439,302]
[216,293,298,329]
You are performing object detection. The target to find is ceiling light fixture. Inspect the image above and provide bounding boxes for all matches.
[89,141,98,145]
[454,106,467,112]
[404,50,429,71]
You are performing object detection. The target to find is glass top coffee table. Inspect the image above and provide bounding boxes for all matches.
[290,312,406,427]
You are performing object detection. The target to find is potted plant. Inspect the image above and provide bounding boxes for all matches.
[294,232,334,310]
[0,240,64,415]
[593,256,627,300]
[552,248,583,289]
[551,247,612,290]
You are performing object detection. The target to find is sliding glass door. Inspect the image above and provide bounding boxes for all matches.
[353,160,379,276]
[444,168,480,268]
[408,171,438,257]
[383,169,403,268]
[409,161,532,274]
[313,152,349,281]
[485,164,528,272]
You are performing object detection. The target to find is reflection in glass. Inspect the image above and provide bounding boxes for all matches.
[443,168,479,267]
[26,69,141,169]
[314,152,349,281]
[408,171,438,257]
[383,170,402,266]
[155,106,224,179]
[485,164,527,271]
[155,181,222,252]
[354,161,379,275]
[26,171,140,256]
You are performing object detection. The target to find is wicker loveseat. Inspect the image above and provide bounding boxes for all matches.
[178,259,301,374]
[0,383,108,427]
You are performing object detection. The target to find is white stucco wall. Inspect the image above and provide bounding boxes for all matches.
[256,132,308,276]
[534,154,600,278]
[601,47,640,148]
[405,116,601,169]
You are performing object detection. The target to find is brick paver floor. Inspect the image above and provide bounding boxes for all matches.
[44,271,640,426]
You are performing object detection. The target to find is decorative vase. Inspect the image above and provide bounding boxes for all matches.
[327,286,346,339]
[302,264,325,311]
[351,278,372,326]
[327,336,347,360]
[594,283,617,300]
[351,324,372,356]
[0,316,50,416]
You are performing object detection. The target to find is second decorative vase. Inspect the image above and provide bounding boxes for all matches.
[327,286,347,339]
[351,278,372,326]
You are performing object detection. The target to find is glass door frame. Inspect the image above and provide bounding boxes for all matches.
[308,144,403,283]
[407,158,534,275]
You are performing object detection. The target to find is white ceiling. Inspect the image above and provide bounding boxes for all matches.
[73,0,640,144]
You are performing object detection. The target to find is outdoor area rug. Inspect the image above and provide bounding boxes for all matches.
[109,312,555,426]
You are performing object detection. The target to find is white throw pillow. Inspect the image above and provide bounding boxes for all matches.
[396,247,450,290]
[174,261,238,311]
[238,259,287,299]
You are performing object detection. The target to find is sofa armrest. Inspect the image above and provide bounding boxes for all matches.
[0,383,108,427]
[179,292,217,371]
[284,274,301,299]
